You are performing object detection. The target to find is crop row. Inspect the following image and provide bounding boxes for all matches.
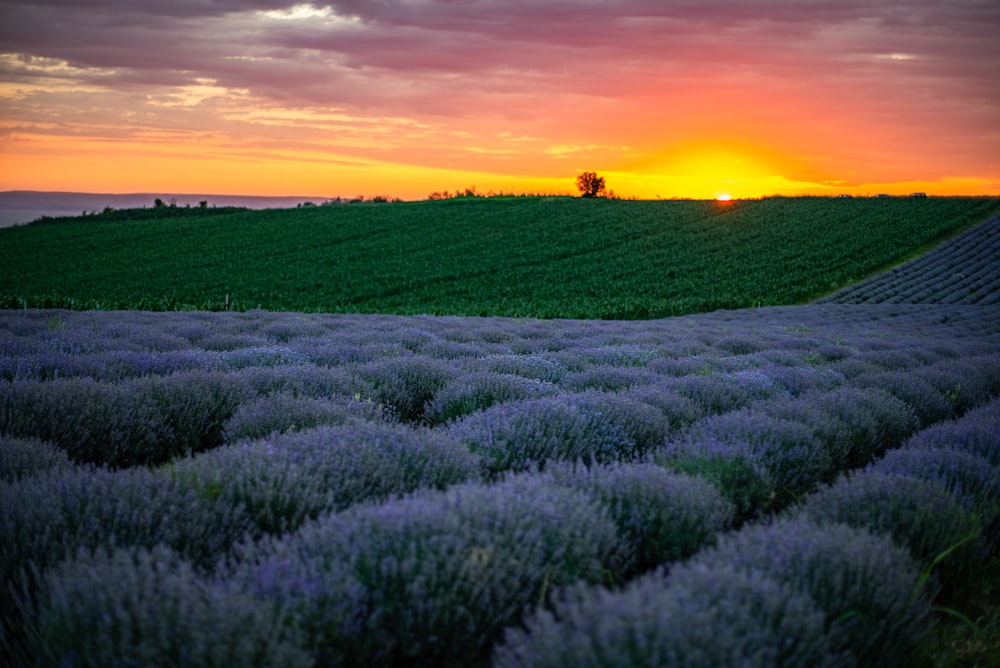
[819,211,1000,305]
[2,302,999,665]
[2,197,997,318]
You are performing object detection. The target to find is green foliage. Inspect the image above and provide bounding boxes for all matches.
[1,197,996,318]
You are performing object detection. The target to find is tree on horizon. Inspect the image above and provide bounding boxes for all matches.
[575,171,607,198]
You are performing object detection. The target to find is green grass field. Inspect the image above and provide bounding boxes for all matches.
[2,196,998,318]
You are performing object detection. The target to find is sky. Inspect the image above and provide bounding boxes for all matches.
[1,0,998,200]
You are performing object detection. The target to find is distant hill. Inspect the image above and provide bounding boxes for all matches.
[0,191,333,228]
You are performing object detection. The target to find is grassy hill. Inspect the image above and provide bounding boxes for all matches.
[1,196,997,318]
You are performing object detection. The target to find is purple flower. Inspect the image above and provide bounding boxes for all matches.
[171,421,480,537]
[494,562,837,668]
[547,461,732,576]
[800,470,986,598]
[448,397,637,476]
[239,474,618,666]
[27,545,311,667]
[905,397,1000,466]
[694,516,930,664]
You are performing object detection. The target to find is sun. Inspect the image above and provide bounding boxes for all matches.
[716,193,732,201]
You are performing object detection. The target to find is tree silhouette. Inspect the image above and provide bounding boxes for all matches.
[575,171,606,198]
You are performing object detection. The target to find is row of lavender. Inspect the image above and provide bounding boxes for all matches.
[818,211,1000,305]
[2,303,1000,665]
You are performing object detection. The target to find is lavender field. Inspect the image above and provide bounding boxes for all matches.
[2,219,1000,666]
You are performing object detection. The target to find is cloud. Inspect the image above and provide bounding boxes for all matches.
[1,0,998,194]
[4,1,996,96]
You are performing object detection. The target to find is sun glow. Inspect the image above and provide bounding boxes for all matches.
[716,193,731,201]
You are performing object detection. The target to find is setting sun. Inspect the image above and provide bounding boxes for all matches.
[717,194,732,201]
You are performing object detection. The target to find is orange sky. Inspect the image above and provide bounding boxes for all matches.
[1,1,998,200]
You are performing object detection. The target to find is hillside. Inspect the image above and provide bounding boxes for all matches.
[4,196,1000,664]
[817,210,1000,305]
[2,196,997,318]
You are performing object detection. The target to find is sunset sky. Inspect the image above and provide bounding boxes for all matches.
[1,1,998,200]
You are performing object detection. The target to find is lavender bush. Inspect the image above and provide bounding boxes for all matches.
[799,470,986,597]
[905,397,1000,466]
[852,371,954,426]
[23,545,311,668]
[424,372,559,425]
[168,421,480,537]
[870,446,1000,527]
[662,410,832,519]
[547,461,732,576]
[0,435,73,482]
[1,466,250,583]
[692,517,931,665]
[237,474,619,667]
[471,353,569,383]
[624,382,703,427]
[559,365,658,392]
[750,398,854,474]
[760,364,844,396]
[1,466,251,660]
[807,386,919,468]
[357,356,457,422]
[232,363,365,400]
[222,392,384,442]
[493,563,838,668]
[665,373,756,415]
[564,390,670,454]
[908,356,1000,414]
[0,372,246,467]
[690,410,833,491]
[448,397,637,477]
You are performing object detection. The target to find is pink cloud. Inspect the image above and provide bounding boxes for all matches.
[1,1,998,194]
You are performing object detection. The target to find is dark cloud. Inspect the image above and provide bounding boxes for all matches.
[4,1,997,85]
